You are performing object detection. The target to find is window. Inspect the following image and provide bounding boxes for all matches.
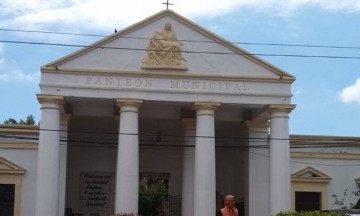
[0,157,26,216]
[295,192,321,211]
[291,167,330,211]
[0,184,15,216]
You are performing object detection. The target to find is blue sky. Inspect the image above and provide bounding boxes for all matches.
[0,0,359,137]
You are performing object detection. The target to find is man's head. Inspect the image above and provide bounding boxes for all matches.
[224,195,235,208]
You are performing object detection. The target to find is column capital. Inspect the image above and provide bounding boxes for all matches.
[266,104,295,114]
[37,94,64,105]
[116,98,143,108]
[191,102,221,111]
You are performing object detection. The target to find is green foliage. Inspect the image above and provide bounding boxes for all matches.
[3,115,36,125]
[138,177,168,216]
[353,183,360,209]
[274,211,347,216]
[3,118,18,124]
[332,184,360,209]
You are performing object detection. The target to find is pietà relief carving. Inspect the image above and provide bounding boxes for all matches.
[142,23,187,70]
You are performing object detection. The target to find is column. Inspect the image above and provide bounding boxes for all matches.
[267,104,295,215]
[35,94,64,216]
[243,120,270,216]
[115,99,143,214]
[59,114,71,216]
[181,118,196,216]
[192,102,220,216]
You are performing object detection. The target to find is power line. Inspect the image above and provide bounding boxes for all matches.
[2,134,360,167]
[1,125,360,142]
[1,28,360,50]
[1,129,360,147]
[1,39,360,60]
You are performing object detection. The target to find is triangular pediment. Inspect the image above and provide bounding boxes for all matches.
[292,167,330,183]
[42,10,294,81]
[0,157,26,174]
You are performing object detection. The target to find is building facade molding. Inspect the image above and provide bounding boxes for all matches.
[116,98,144,108]
[266,104,296,114]
[291,151,360,160]
[192,102,221,111]
[0,157,26,216]
[291,167,330,211]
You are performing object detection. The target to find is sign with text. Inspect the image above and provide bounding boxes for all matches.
[79,172,113,211]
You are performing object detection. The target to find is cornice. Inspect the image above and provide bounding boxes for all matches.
[290,134,360,145]
[0,142,38,149]
[39,83,293,99]
[41,67,295,83]
[0,124,39,135]
[291,151,360,160]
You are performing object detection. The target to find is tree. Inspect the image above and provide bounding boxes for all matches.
[3,115,36,125]
[138,177,168,216]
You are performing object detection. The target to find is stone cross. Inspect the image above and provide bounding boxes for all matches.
[162,0,174,9]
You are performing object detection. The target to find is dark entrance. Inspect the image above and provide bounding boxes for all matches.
[0,184,15,216]
[295,191,321,211]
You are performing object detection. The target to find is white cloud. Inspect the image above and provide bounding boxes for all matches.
[1,0,360,32]
[0,58,40,82]
[338,78,360,104]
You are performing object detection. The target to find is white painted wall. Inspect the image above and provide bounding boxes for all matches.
[291,157,360,210]
[0,149,38,216]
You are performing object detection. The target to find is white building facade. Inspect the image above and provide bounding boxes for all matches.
[0,10,359,216]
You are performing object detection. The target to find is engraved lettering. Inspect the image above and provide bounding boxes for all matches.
[234,83,241,91]
[116,77,122,86]
[95,77,101,85]
[170,80,180,88]
[83,76,250,93]
[192,81,199,89]
[225,83,231,90]
[144,80,152,87]
[134,79,142,87]
[125,79,132,87]
[182,81,190,89]
[105,77,112,85]
[86,77,92,85]
[202,81,206,90]
[210,82,216,90]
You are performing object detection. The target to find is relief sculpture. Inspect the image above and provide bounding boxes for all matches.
[142,23,187,70]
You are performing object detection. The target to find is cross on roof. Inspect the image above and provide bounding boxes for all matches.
[162,0,174,10]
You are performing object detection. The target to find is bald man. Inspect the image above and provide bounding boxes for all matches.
[220,195,239,216]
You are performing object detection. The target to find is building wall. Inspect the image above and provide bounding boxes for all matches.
[0,147,37,216]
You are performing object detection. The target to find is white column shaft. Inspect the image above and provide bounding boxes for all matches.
[269,111,291,215]
[35,100,62,216]
[59,114,70,216]
[194,107,217,216]
[182,119,195,216]
[245,122,270,216]
[115,104,140,214]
